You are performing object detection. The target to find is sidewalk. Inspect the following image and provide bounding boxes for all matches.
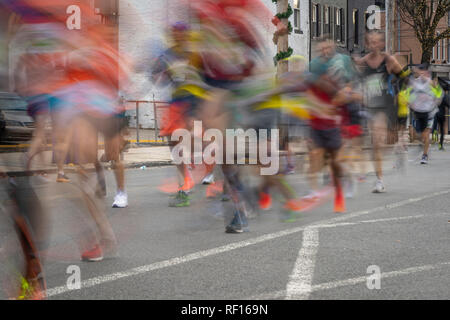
[0,139,442,175]
[0,146,172,174]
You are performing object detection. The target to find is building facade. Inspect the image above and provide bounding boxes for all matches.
[119,0,310,129]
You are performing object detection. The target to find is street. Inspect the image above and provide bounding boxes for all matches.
[1,144,449,300]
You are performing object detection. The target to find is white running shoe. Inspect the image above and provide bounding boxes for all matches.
[372,179,386,193]
[202,173,214,185]
[112,191,128,208]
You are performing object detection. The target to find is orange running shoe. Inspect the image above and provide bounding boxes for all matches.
[284,199,304,212]
[334,192,346,213]
[181,175,195,192]
[259,192,272,210]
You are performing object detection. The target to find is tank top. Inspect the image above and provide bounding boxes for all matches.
[362,56,394,109]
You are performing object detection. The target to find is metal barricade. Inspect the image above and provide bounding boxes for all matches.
[125,97,170,145]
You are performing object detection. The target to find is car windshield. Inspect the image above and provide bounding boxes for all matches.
[0,97,27,111]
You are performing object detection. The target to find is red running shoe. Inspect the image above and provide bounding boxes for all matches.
[334,193,346,213]
[259,192,272,210]
[81,244,104,262]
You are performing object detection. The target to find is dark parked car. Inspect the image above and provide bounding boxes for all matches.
[0,92,35,142]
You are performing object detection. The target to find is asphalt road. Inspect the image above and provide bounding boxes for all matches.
[0,144,449,300]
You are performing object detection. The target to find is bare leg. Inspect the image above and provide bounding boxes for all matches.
[370,113,387,181]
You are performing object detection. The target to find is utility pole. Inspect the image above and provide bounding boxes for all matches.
[276,0,289,76]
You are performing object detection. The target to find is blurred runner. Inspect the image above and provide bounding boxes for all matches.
[408,64,443,164]
[355,31,406,193]
[307,37,358,212]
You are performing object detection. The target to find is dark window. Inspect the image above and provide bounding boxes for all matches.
[375,0,385,10]
[316,4,321,38]
[353,9,359,46]
[330,6,334,39]
[340,8,345,44]
[294,8,301,33]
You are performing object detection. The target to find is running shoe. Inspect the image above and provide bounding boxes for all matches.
[202,173,214,185]
[303,190,320,201]
[181,176,195,193]
[112,191,128,208]
[225,224,243,233]
[259,192,272,210]
[225,211,247,233]
[372,179,386,193]
[17,276,46,300]
[56,173,70,183]
[334,194,346,213]
[439,144,445,151]
[169,190,190,207]
[420,154,428,164]
[81,244,103,262]
[284,199,304,212]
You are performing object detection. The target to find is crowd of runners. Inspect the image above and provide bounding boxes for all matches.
[0,0,448,300]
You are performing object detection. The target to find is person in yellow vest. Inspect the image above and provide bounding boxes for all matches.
[394,79,411,171]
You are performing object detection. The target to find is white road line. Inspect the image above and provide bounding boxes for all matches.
[285,227,319,300]
[316,214,426,229]
[47,226,312,297]
[46,190,450,297]
[283,214,433,300]
[316,189,450,226]
[250,261,450,299]
[311,262,450,292]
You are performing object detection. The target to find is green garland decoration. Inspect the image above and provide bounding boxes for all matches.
[287,21,293,34]
[274,46,293,65]
[272,2,294,65]
[275,4,293,20]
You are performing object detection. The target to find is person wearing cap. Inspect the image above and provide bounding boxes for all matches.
[408,64,444,164]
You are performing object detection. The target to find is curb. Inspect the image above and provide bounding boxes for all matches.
[0,142,439,177]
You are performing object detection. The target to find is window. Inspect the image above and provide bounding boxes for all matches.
[339,8,345,44]
[375,0,386,11]
[316,4,321,38]
[353,9,359,46]
[335,7,341,42]
[444,39,450,63]
[330,7,334,39]
[312,3,321,38]
[324,6,331,36]
[437,32,441,61]
[312,4,317,38]
[364,11,370,31]
[293,0,301,34]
